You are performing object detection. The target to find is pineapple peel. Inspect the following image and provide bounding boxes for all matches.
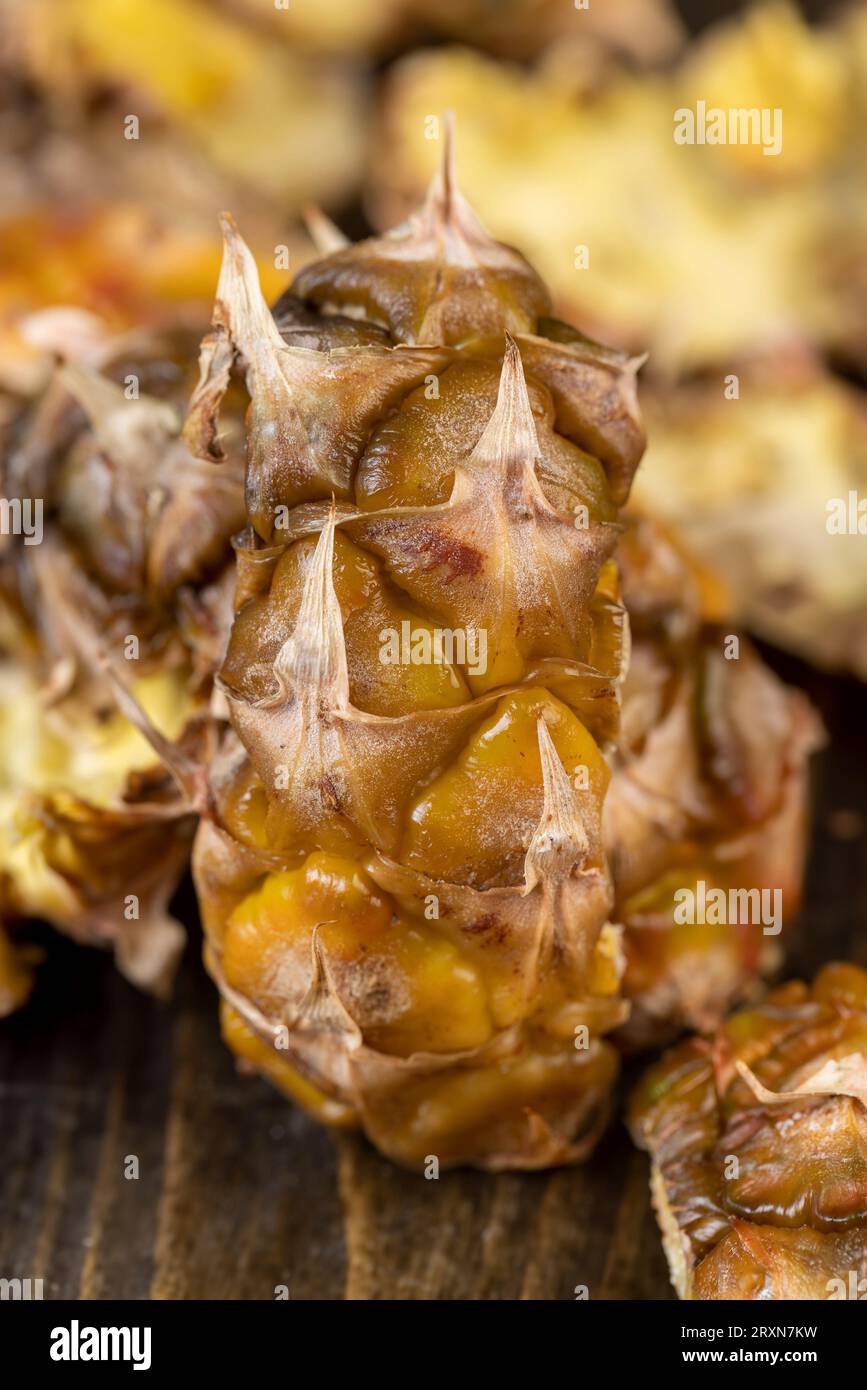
[630,964,867,1299]
[605,515,821,1050]
[194,146,643,1169]
[291,116,552,347]
[0,318,247,999]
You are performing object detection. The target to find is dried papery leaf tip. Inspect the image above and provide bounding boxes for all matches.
[58,364,179,452]
[437,109,457,212]
[270,507,348,705]
[736,1054,867,1110]
[411,110,501,264]
[524,718,591,893]
[292,927,362,1047]
[464,334,542,487]
[621,353,648,421]
[184,215,285,463]
[99,655,208,814]
[216,214,284,358]
[419,109,457,221]
[302,205,350,256]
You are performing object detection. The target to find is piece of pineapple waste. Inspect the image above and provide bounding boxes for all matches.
[187,143,644,1169]
[606,515,822,1050]
[0,207,303,402]
[18,0,367,212]
[635,363,867,682]
[0,317,244,1006]
[4,320,247,697]
[0,655,199,997]
[628,963,867,1301]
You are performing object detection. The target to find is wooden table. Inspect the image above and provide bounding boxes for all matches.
[1,658,864,1300]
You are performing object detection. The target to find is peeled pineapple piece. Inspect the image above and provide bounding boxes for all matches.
[678,0,852,183]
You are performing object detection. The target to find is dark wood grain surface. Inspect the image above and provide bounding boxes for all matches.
[1,657,864,1301]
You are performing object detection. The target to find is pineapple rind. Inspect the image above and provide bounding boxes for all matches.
[630,964,867,1300]
[190,157,644,1169]
[608,516,822,1048]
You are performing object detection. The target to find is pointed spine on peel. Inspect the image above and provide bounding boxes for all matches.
[268,507,349,709]
[452,333,548,515]
[524,718,594,895]
[302,205,350,255]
